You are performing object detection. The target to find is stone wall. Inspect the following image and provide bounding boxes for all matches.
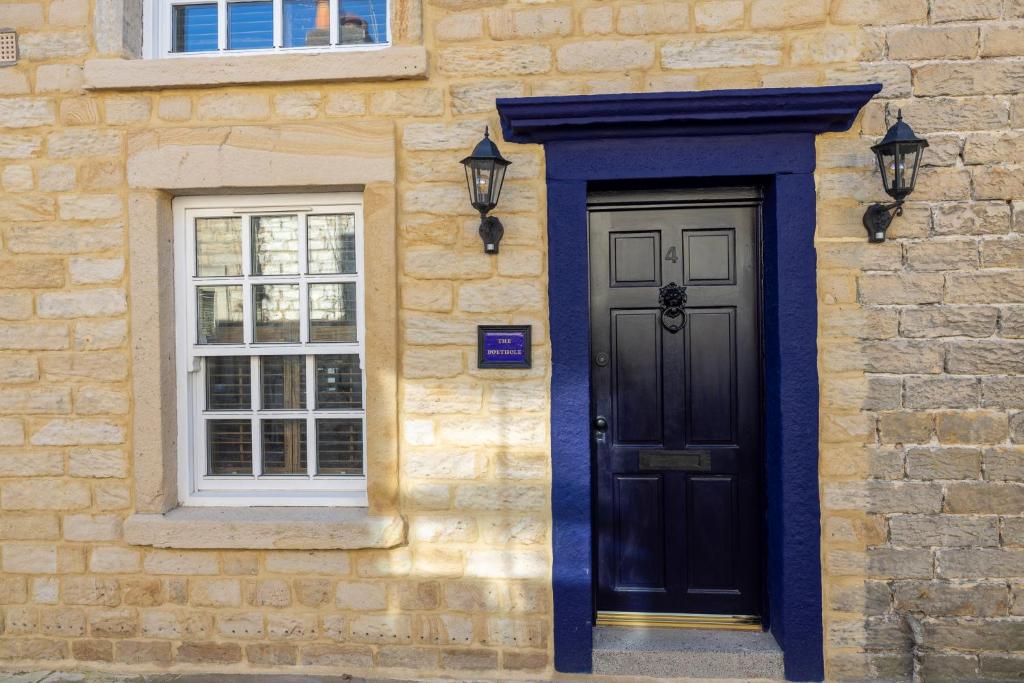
[0,0,1021,680]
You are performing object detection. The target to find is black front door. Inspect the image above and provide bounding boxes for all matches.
[590,190,763,618]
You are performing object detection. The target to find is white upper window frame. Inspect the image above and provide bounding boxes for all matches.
[173,193,367,507]
[144,0,392,59]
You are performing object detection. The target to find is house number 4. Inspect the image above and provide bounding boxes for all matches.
[664,246,678,263]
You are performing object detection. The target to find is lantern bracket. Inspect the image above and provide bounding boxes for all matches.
[863,200,903,243]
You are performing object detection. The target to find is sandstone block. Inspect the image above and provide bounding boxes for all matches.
[64,514,122,542]
[982,24,1024,57]
[557,40,655,73]
[2,544,57,573]
[889,26,978,60]
[931,0,1002,22]
[945,482,1024,513]
[217,612,263,638]
[947,272,1024,304]
[144,550,219,575]
[488,6,572,40]
[90,547,141,574]
[0,98,56,129]
[176,641,242,664]
[663,36,783,69]
[191,579,242,607]
[900,306,997,338]
[984,447,1024,480]
[273,91,321,120]
[300,643,373,667]
[63,577,119,606]
[890,514,999,547]
[905,377,979,410]
[336,581,387,610]
[267,612,317,639]
[450,80,524,115]
[324,92,366,116]
[439,45,551,76]
[247,643,297,666]
[905,447,982,480]
[436,11,483,41]
[1,479,89,510]
[617,3,690,34]
[115,639,172,664]
[466,549,547,579]
[30,418,125,446]
[197,93,270,121]
[751,0,825,28]
[370,88,444,116]
[896,96,1008,133]
[265,550,350,575]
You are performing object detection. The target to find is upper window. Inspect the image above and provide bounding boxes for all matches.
[174,194,367,506]
[150,0,389,58]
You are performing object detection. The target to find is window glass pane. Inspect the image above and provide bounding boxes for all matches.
[198,285,244,344]
[172,3,218,53]
[317,419,362,474]
[309,283,356,342]
[206,357,251,410]
[196,217,243,277]
[307,214,356,274]
[316,355,361,409]
[227,1,273,50]
[339,0,386,44]
[261,356,306,409]
[262,419,307,474]
[208,420,252,474]
[252,215,300,275]
[254,284,300,343]
[283,0,330,47]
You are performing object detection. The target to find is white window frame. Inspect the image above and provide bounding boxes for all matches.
[173,193,367,507]
[144,0,392,59]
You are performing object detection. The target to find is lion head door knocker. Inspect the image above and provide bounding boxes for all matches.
[658,282,687,333]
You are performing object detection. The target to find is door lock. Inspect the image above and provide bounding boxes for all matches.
[594,416,608,431]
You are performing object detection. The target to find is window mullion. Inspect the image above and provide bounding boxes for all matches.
[217,0,227,50]
[250,355,262,478]
[273,0,283,48]
[329,0,339,46]
[306,354,316,478]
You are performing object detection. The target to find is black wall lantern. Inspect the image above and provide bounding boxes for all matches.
[461,127,511,254]
[863,110,929,243]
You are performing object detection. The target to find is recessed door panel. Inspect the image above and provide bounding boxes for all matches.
[687,475,737,592]
[611,231,661,287]
[612,310,662,445]
[686,308,737,445]
[614,474,666,590]
[590,198,762,618]
[683,229,735,285]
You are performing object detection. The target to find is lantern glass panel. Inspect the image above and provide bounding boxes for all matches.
[465,159,499,213]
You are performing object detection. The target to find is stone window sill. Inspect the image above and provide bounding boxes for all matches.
[83,45,427,91]
[123,506,406,550]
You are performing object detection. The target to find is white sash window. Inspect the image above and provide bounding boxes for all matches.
[147,0,389,58]
[174,194,366,506]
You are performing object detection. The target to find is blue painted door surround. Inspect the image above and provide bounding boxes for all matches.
[497,85,881,682]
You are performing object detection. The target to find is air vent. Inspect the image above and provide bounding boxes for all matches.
[0,29,17,66]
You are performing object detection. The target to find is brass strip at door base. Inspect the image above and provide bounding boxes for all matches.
[596,611,762,631]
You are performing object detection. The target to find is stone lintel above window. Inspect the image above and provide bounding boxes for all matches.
[84,45,426,90]
[124,506,406,549]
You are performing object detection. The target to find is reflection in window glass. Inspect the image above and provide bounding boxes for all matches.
[252,215,300,275]
[262,419,307,474]
[197,286,244,344]
[339,0,386,44]
[316,355,361,409]
[307,214,356,274]
[283,0,329,47]
[196,217,242,277]
[227,1,274,50]
[309,283,356,342]
[317,419,362,474]
[208,420,252,474]
[261,356,306,409]
[254,284,301,343]
[206,357,251,410]
[172,3,218,53]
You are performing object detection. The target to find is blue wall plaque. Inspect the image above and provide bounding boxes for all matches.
[477,325,532,369]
